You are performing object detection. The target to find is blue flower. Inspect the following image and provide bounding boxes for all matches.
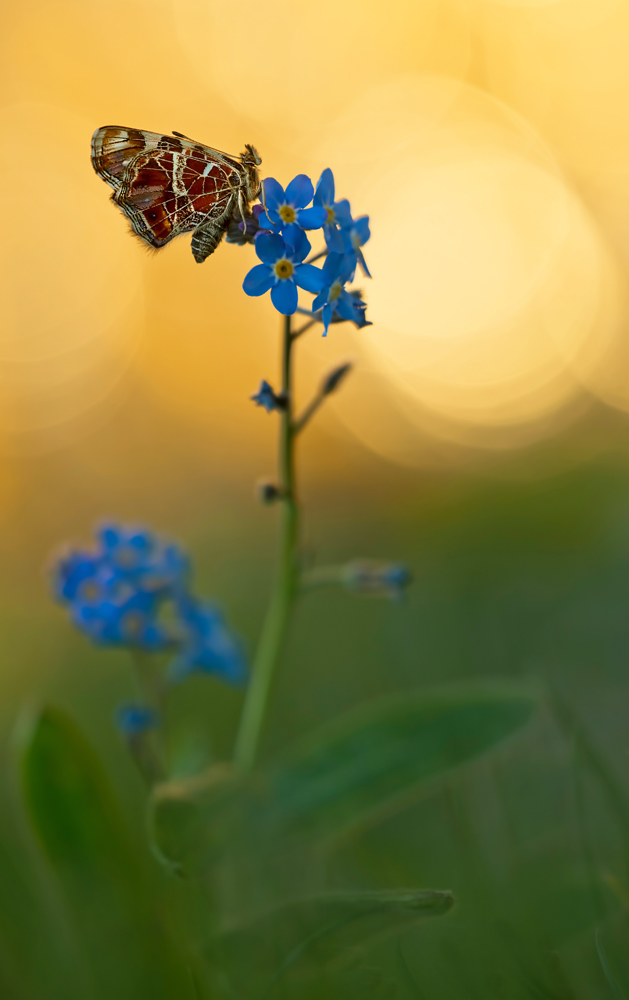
[71,588,170,649]
[251,379,283,413]
[243,230,324,315]
[168,594,247,686]
[343,560,411,599]
[258,175,327,234]
[115,703,158,736]
[98,523,189,594]
[54,549,101,602]
[311,253,365,335]
[313,169,353,253]
[341,214,371,280]
[52,523,188,652]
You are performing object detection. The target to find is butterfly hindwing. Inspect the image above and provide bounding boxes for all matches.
[91,126,254,258]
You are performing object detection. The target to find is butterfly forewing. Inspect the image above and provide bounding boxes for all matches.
[91,126,259,261]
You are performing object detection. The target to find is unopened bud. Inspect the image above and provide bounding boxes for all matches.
[256,480,283,505]
[322,362,352,396]
[342,560,412,598]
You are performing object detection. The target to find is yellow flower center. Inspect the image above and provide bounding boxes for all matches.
[79,580,100,601]
[274,259,294,279]
[279,205,296,224]
[351,231,362,250]
[115,546,138,568]
[122,611,145,639]
[326,207,335,224]
[329,279,342,302]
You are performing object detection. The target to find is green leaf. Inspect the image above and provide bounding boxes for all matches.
[18,704,193,1000]
[596,928,628,1000]
[151,680,537,869]
[261,680,538,842]
[209,888,454,998]
[19,704,137,888]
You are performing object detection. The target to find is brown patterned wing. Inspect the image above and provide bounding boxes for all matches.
[91,126,243,252]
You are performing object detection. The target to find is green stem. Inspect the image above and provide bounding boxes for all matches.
[129,651,166,784]
[234,314,299,771]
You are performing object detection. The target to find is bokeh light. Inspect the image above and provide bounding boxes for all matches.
[2,0,629,470]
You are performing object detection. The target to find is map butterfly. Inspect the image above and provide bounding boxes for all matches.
[91,127,262,263]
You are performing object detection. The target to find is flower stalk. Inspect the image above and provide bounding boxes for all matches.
[234,314,299,771]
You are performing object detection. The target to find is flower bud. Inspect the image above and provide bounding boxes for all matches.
[342,560,412,599]
[322,362,352,396]
[256,480,283,505]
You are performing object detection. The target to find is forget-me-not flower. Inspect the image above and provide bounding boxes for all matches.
[116,703,158,736]
[313,169,353,253]
[341,215,371,280]
[168,594,247,686]
[258,175,327,234]
[311,252,365,335]
[251,379,283,413]
[53,524,248,688]
[243,230,324,315]
[53,524,188,651]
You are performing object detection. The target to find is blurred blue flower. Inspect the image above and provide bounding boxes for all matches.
[251,379,283,413]
[168,594,247,686]
[243,231,324,315]
[313,169,353,253]
[343,560,411,599]
[53,524,188,651]
[258,175,327,234]
[71,588,170,649]
[115,703,158,736]
[311,253,364,335]
[96,523,189,595]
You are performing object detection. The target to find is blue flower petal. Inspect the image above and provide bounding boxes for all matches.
[353,216,371,246]
[255,233,286,264]
[99,524,121,550]
[285,174,314,209]
[334,199,353,228]
[322,251,344,283]
[314,168,335,207]
[285,226,311,262]
[257,210,278,231]
[324,224,345,253]
[357,247,372,278]
[312,287,327,312]
[295,205,327,230]
[294,263,325,294]
[243,263,274,297]
[271,279,298,315]
[335,291,358,321]
[261,177,285,211]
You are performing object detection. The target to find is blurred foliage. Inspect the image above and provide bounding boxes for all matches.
[2,455,629,996]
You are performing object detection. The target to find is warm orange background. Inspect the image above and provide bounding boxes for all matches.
[3,0,629,620]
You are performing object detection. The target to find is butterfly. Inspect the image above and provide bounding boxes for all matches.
[91,126,262,263]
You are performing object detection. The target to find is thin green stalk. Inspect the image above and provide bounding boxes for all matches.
[129,651,166,784]
[234,314,299,772]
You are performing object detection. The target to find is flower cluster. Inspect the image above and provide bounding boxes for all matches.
[241,168,371,335]
[53,523,247,713]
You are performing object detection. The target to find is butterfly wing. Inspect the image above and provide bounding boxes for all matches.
[91,126,243,251]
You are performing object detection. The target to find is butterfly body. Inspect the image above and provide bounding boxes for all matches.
[91,127,261,263]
